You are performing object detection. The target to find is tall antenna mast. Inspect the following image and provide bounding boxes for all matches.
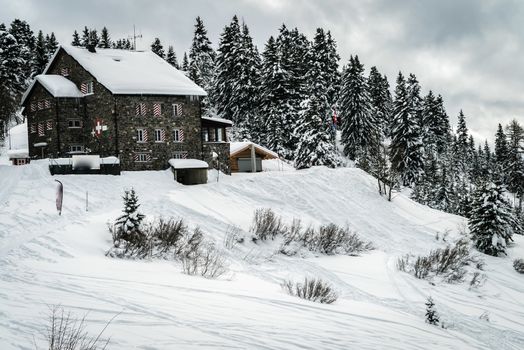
[132,24,142,51]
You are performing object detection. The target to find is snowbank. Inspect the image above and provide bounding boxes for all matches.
[168,158,209,169]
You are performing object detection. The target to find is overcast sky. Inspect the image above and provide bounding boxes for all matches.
[1,0,522,143]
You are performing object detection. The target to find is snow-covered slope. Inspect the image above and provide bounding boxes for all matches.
[0,158,523,349]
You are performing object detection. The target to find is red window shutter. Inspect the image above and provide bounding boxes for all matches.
[30,123,36,133]
[30,103,36,112]
[44,99,51,109]
[161,129,166,142]
[147,154,152,161]
[46,120,53,130]
[143,129,148,142]
[141,103,147,116]
[136,104,141,116]
[179,129,185,142]
[153,103,161,116]
[37,101,43,110]
[38,123,45,136]
[134,154,139,162]
[80,83,87,94]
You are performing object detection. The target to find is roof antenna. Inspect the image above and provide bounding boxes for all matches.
[130,24,143,51]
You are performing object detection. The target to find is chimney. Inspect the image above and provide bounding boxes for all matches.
[86,43,96,53]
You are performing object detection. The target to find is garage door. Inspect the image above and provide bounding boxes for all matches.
[238,157,262,172]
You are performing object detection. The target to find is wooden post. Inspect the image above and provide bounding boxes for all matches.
[251,144,256,172]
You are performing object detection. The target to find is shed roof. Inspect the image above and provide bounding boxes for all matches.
[47,45,207,96]
[230,142,278,159]
[169,159,209,169]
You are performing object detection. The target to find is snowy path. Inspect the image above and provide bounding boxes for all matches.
[0,160,523,349]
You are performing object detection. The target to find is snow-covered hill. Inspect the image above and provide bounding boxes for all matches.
[0,158,523,349]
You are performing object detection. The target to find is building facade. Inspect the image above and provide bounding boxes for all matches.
[21,45,231,173]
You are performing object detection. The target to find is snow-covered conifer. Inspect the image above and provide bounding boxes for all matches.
[165,45,179,69]
[425,297,440,326]
[150,37,164,58]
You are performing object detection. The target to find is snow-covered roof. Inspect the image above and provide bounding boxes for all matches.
[7,149,29,159]
[7,123,28,157]
[48,45,207,96]
[230,142,279,158]
[201,116,233,126]
[21,75,84,105]
[168,159,209,169]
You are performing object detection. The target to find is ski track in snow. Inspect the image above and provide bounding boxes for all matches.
[0,158,523,349]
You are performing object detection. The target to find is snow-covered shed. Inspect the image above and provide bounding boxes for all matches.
[6,122,30,165]
[229,142,278,173]
[169,159,208,185]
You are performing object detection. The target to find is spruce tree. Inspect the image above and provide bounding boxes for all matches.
[339,55,377,162]
[165,45,179,68]
[425,297,439,326]
[115,189,146,242]
[368,66,392,137]
[469,182,515,256]
[505,119,524,201]
[71,30,81,46]
[99,27,111,48]
[81,26,90,47]
[150,37,164,58]
[34,30,48,75]
[8,19,34,89]
[182,52,189,72]
[454,110,470,175]
[0,26,24,124]
[88,29,99,47]
[45,32,58,59]
[188,16,216,114]
[389,72,425,186]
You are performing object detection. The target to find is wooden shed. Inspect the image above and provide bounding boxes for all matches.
[229,142,278,173]
[169,159,209,185]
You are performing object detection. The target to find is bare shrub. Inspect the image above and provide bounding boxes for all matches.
[250,208,285,241]
[182,242,228,279]
[45,305,112,350]
[469,272,486,289]
[224,225,243,250]
[283,278,338,304]
[151,217,187,254]
[514,259,524,274]
[399,239,482,283]
[305,224,373,255]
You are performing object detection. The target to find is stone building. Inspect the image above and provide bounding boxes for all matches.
[20,45,231,173]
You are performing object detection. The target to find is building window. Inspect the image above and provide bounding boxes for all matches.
[38,123,45,136]
[61,67,70,76]
[189,95,199,102]
[80,81,94,94]
[135,153,151,162]
[37,101,44,110]
[202,128,209,142]
[44,99,51,109]
[208,127,216,142]
[153,103,162,116]
[30,123,36,133]
[15,159,27,165]
[137,128,148,143]
[154,128,165,142]
[173,151,188,159]
[136,103,147,116]
[69,145,84,153]
[30,102,36,112]
[67,119,82,128]
[173,103,183,117]
[173,128,184,142]
[46,120,53,130]
[216,128,223,142]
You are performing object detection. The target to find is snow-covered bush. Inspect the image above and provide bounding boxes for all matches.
[397,239,482,283]
[249,209,373,256]
[44,305,111,350]
[250,208,285,241]
[181,242,229,279]
[514,259,524,274]
[282,278,338,304]
[425,297,439,326]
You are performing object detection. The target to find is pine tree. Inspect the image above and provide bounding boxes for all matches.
[81,26,90,47]
[454,110,470,175]
[425,297,440,326]
[188,16,216,114]
[294,96,341,169]
[182,52,189,72]
[368,66,392,137]
[505,119,524,203]
[45,32,58,59]
[71,30,81,46]
[421,90,449,158]
[99,26,111,48]
[115,189,146,241]
[34,30,48,75]
[150,38,165,58]
[469,182,514,256]
[339,55,377,162]
[389,72,425,186]
[88,29,99,48]
[0,26,24,124]
[165,45,179,68]
[9,19,34,89]
[407,73,423,128]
